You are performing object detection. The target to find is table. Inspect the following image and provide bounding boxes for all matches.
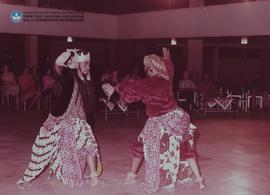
[204,97,239,117]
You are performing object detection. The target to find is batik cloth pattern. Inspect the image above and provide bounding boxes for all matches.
[177,161,194,183]
[142,108,190,193]
[16,81,99,188]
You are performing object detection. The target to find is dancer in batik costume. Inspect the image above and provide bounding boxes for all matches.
[16,49,102,189]
[114,48,205,193]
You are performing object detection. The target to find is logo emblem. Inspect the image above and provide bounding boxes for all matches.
[10,11,23,23]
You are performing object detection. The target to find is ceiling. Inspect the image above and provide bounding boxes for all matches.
[1,0,260,14]
[39,0,258,14]
[39,0,189,14]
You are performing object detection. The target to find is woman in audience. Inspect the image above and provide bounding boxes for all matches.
[30,66,41,88]
[42,68,56,95]
[1,64,19,99]
[18,66,40,105]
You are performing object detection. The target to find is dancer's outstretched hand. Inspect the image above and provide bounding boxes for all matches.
[162,47,171,60]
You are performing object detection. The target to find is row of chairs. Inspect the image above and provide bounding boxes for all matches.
[1,86,52,112]
[176,90,265,117]
[1,85,142,121]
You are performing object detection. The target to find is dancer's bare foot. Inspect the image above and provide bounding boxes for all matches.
[162,183,175,192]
[90,173,103,187]
[194,177,206,189]
[123,172,137,184]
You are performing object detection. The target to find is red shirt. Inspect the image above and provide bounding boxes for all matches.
[119,59,178,117]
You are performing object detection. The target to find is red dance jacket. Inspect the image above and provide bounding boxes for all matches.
[119,59,178,117]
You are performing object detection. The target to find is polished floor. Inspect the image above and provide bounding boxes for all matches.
[0,108,269,195]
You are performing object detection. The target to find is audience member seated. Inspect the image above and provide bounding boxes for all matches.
[42,68,56,95]
[1,64,19,102]
[178,70,197,110]
[30,66,40,83]
[18,66,41,106]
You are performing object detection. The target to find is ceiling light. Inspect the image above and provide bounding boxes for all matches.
[241,36,248,45]
[67,36,73,42]
[171,38,177,45]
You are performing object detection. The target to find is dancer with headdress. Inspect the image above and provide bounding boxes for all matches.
[16,49,102,189]
[112,48,205,193]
